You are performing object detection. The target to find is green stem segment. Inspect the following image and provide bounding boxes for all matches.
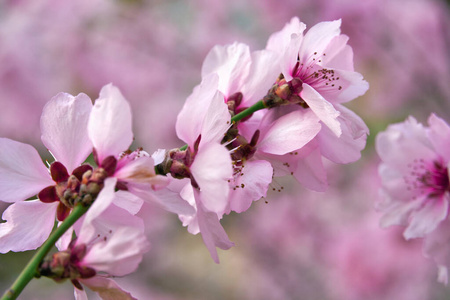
[1,204,89,300]
[231,100,266,123]
[178,100,267,152]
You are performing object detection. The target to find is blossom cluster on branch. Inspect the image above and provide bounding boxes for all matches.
[0,14,448,300]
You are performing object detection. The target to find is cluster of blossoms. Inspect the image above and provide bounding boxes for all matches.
[376,114,450,283]
[0,17,369,299]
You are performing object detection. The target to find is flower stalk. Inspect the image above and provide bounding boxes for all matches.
[1,204,89,300]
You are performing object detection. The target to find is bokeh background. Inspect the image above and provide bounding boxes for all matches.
[0,0,449,299]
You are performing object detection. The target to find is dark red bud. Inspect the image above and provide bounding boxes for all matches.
[290,77,303,94]
[38,186,59,203]
[72,164,93,181]
[193,135,202,154]
[70,243,87,262]
[50,162,69,183]
[100,156,117,176]
[56,202,71,221]
[78,266,96,279]
[228,92,243,107]
[250,130,260,147]
[71,279,84,290]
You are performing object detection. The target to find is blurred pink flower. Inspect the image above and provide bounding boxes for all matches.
[376,114,450,240]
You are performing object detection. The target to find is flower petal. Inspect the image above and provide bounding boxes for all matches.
[301,83,341,136]
[0,200,58,253]
[299,19,341,62]
[190,142,232,214]
[266,17,306,81]
[376,116,436,173]
[227,160,273,213]
[427,114,450,162]
[80,277,137,300]
[80,206,149,276]
[0,138,53,203]
[258,109,321,155]
[293,145,328,192]
[129,177,195,216]
[318,104,369,164]
[88,84,133,163]
[195,191,234,263]
[404,195,449,239]
[81,177,117,242]
[40,92,93,172]
[176,74,224,145]
[201,42,251,97]
[112,190,144,215]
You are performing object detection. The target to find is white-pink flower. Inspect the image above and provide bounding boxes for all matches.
[86,84,193,216]
[376,114,450,240]
[174,74,234,263]
[39,179,149,300]
[0,92,93,253]
[266,17,369,136]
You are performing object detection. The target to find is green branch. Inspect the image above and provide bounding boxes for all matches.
[1,204,89,300]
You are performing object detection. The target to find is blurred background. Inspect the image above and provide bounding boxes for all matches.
[0,0,449,299]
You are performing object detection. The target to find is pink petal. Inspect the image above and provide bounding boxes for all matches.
[112,190,144,215]
[129,177,195,216]
[227,160,273,213]
[88,84,133,163]
[115,156,169,189]
[316,69,369,104]
[195,191,234,263]
[376,116,436,173]
[427,113,450,162]
[258,109,321,155]
[0,200,58,253]
[81,177,117,241]
[80,277,137,300]
[200,87,231,146]
[320,34,354,71]
[378,191,424,228]
[266,17,305,57]
[0,138,53,203]
[73,287,87,300]
[423,217,450,271]
[81,206,149,276]
[266,17,306,81]
[190,142,232,215]
[40,92,93,173]
[301,83,341,136]
[299,20,341,63]
[404,196,449,239]
[293,146,328,192]
[240,49,281,107]
[201,42,251,96]
[318,104,369,164]
[176,74,224,145]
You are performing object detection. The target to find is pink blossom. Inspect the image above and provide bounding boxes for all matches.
[40,179,149,300]
[258,103,368,191]
[201,42,323,211]
[266,17,369,136]
[174,74,234,262]
[376,114,450,240]
[0,92,93,252]
[87,83,193,216]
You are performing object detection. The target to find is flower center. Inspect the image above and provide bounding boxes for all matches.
[405,159,450,198]
[37,161,109,221]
